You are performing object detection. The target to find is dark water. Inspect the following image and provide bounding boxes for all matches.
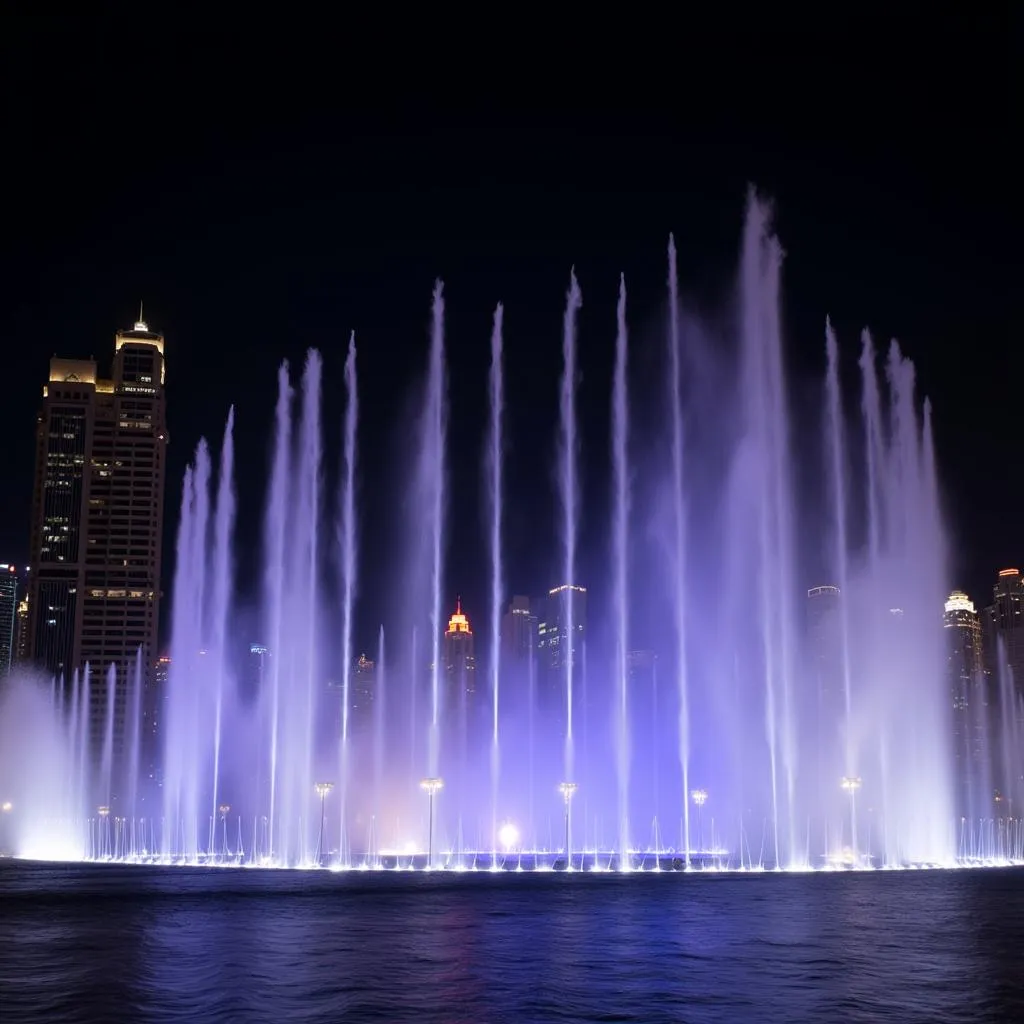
[1,862,1022,1023]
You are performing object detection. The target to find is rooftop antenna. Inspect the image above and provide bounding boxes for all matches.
[135,300,147,331]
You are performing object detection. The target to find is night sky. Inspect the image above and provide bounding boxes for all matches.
[0,15,1016,652]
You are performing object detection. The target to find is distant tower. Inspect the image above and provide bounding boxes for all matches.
[26,314,168,755]
[0,564,17,675]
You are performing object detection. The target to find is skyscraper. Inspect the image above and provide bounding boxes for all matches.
[983,568,1024,693]
[501,595,537,668]
[0,564,17,675]
[943,590,984,809]
[444,597,475,702]
[26,314,168,753]
[536,584,587,710]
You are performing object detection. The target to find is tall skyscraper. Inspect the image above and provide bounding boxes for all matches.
[536,584,587,709]
[943,589,984,808]
[0,564,17,675]
[444,597,475,702]
[26,315,168,753]
[501,595,537,667]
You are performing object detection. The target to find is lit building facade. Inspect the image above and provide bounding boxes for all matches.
[0,564,17,675]
[26,316,168,754]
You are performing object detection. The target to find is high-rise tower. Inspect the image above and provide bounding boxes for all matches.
[26,314,168,754]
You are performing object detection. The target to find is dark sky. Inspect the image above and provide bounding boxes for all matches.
[0,15,1018,647]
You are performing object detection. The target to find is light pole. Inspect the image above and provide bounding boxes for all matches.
[841,776,862,865]
[218,804,231,858]
[420,778,444,868]
[314,782,333,865]
[558,782,578,869]
[691,789,708,855]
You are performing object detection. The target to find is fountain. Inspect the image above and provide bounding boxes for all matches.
[1,190,1020,872]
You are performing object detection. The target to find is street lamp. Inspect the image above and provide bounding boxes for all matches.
[841,776,862,865]
[691,789,708,854]
[558,782,578,870]
[420,778,444,868]
[314,783,333,865]
[218,804,231,858]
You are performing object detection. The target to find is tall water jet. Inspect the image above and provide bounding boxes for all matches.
[557,270,583,782]
[100,662,116,806]
[824,321,856,857]
[374,624,385,861]
[487,303,504,855]
[209,408,235,844]
[163,441,211,858]
[296,350,323,863]
[338,331,359,858]
[425,282,447,777]
[263,364,293,861]
[666,234,691,866]
[739,193,799,866]
[611,274,631,867]
[127,648,143,828]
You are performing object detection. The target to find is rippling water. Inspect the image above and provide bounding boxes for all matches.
[1,862,1022,1023]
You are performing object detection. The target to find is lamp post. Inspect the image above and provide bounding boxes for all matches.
[218,804,231,858]
[314,783,333,865]
[420,778,444,868]
[841,776,862,865]
[558,782,578,870]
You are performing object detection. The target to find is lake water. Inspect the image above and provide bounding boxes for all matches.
[1,861,1021,1022]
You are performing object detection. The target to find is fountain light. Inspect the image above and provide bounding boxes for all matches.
[314,782,333,865]
[420,777,444,868]
[498,822,520,852]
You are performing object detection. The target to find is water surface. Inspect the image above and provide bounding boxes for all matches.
[1,862,1021,1022]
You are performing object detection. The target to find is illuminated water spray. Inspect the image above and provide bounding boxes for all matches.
[338,331,358,860]
[209,408,235,845]
[558,270,582,782]
[487,303,504,857]
[667,235,691,867]
[426,282,447,776]
[611,274,631,867]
